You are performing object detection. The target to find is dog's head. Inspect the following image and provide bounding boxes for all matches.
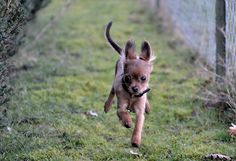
[123,40,155,96]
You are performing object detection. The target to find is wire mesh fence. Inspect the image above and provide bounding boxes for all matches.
[226,0,236,72]
[148,0,236,72]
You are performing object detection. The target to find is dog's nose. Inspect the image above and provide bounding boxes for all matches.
[131,86,139,93]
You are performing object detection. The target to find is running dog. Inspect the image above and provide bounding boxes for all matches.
[104,21,155,147]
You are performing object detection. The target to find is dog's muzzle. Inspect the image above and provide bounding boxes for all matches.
[122,77,151,97]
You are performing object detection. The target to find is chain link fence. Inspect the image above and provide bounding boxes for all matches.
[146,0,236,72]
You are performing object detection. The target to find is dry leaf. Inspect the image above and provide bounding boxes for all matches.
[129,149,142,157]
[83,110,98,117]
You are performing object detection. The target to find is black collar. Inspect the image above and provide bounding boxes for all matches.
[122,77,151,97]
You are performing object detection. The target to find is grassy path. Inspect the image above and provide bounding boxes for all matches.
[1,0,235,160]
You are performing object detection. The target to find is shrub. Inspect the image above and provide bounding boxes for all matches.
[201,68,236,122]
[0,0,50,106]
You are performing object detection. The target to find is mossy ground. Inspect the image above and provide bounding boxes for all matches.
[1,0,235,160]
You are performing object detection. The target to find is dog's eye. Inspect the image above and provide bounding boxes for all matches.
[124,75,132,83]
[140,76,146,82]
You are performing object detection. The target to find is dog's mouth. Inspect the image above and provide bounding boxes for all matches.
[132,88,151,97]
[126,86,151,97]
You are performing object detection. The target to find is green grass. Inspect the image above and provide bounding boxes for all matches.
[1,0,236,160]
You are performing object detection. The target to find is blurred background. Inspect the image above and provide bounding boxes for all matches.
[0,0,236,160]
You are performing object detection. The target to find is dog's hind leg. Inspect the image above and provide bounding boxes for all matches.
[145,99,151,114]
[104,87,115,113]
[104,60,120,113]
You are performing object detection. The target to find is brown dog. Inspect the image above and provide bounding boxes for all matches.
[104,21,155,147]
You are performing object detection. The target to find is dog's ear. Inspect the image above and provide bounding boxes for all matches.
[140,41,151,61]
[125,40,136,59]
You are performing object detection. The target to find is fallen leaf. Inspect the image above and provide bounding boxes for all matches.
[83,110,98,117]
[7,126,12,133]
[129,149,142,157]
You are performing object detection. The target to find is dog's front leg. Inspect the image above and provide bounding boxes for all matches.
[104,87,115,113]
[131,104,145,147]
[117,99,132,128]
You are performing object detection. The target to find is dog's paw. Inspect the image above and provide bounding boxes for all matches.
[104,101,111,113]
[123,120,132,128]
[119,112,132,128]
[131,142,140,148]
[145,106,150,114]
[145,101,151,114]
[122,117,132,128]
[131,136,141,147]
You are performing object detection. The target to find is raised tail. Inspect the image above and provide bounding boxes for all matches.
[105,21,122,55]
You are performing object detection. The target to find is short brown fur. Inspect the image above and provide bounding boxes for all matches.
[104,21,155,147]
